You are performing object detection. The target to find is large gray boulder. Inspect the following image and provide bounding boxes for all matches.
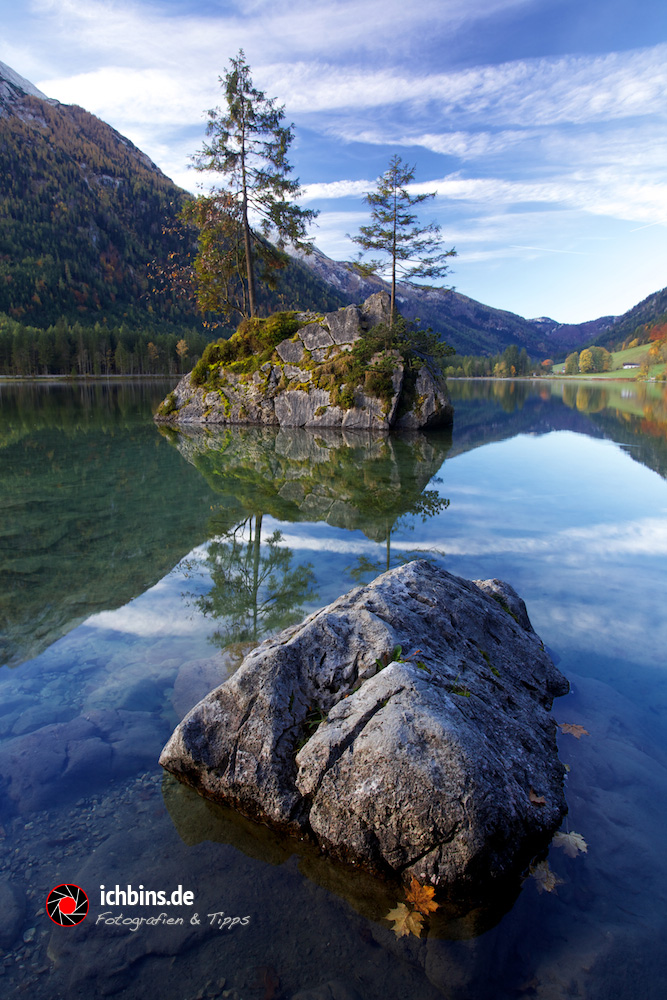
[159,561,568,888]
[155,292,453,432]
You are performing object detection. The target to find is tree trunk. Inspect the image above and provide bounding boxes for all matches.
[251,513,263,639]
[242,204,256,318]
[390,181,397,329]
[240,134,256,318]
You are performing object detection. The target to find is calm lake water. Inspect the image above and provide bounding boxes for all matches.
[1,378,666,1000]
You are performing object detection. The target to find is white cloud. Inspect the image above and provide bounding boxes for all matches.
[40,67,209,125]
[267,45,667,121]
[299,180,372,201]
[236,514,667,567]
[30,0,534,69]
[417,172,667,227]
[441,515,667,559]
[342,128,529,158]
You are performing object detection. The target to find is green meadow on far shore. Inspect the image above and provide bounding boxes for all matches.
[551,343,666,380]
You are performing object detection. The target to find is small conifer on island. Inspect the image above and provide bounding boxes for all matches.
[349,155,457,326]
[186,50,318,321]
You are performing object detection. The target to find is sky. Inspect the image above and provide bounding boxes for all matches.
[2,0,667,324]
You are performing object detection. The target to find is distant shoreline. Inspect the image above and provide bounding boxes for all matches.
[0,373,649,386]
[445,375,642,382]
[0,374,181,383]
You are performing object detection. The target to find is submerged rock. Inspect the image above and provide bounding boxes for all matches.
[0,878,25,949]
[160,561,569,888]
[155,292,453,433]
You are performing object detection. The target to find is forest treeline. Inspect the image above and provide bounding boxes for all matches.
[0,313,210,376]
[443,343,533,378]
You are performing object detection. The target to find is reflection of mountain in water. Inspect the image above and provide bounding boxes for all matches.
[578,387,667,482]
[162,424,452,544]
[447,380,605,456]
[449,380,667,483]
[0,383,217,668]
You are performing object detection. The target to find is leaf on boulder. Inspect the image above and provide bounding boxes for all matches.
[385,903,424,938]
[553,831,588,858]
[405,877,439,916]
[558,722,589,739]
[529,860,564,894]
[529,787,546,806]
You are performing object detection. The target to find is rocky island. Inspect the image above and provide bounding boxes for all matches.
[154,292,453,432]
[160,560,569,889]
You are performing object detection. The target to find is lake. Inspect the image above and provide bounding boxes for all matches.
[1,378,666,1000]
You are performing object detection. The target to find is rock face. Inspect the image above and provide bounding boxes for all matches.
[155,292,453,432]
[160,561,569,887]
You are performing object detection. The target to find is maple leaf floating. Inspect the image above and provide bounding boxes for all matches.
[553,831,588,858]
[385,903,424,938]
[528,787,546,806]
[558,722,589,739]
[405,876,439,916]
[529,860,564,894]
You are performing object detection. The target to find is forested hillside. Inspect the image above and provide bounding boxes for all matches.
[0,65,346,373]
[0,80,194,330]
[592,286,667,352]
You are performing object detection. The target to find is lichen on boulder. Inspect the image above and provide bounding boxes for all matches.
[159,560,569,888]
[154,292,453,432]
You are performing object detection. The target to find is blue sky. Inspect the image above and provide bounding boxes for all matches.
[2,0,667,323]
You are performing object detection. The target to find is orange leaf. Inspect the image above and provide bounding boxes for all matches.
[559,722,589,739]
[385,903,424,938]
[529,788,546,806]
[553,831,588,858]
[529,860,564,894]
[405,877,439,916]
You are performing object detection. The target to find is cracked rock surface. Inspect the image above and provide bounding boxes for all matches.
[154,292,453,432]
[159,560,569,887]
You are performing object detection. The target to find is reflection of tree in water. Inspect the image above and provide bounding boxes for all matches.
[169,426,452,639]
[347,485,449,583]
[189,513,317,648]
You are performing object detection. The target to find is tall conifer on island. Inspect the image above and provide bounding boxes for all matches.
[350,155,456,326]
[191,49,317,318]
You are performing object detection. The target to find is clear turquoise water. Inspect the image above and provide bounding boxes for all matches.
[1,379,666,999]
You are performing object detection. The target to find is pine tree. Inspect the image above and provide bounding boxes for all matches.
[350,155,456,326]
[191,50,317,319]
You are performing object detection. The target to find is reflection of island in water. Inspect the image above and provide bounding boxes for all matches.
[161,425,452,646]
[162,424,452,540]
[8,379,666,670]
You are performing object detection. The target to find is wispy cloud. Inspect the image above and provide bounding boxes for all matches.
[31,0,533,69]
[266,45,667,121]
[299,180,372,201]
[508,244,591,256]
[6,0,665,320]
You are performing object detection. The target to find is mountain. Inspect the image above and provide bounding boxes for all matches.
[0,61,194,330]
[291,245,616,358]
[586,285,667,352]
[0,62,345,335]
[2,60,657,361]
[527,314,617,353]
